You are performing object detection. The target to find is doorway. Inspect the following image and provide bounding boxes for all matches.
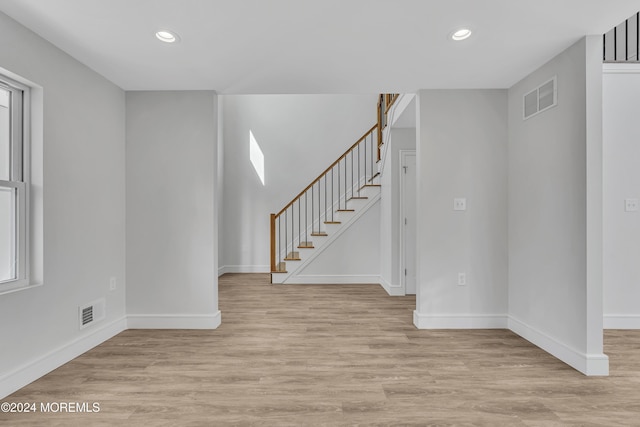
[400,151,416,295]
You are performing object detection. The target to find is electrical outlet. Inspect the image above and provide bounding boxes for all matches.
[457,272,466,286]
[625,198,639,212]
[109,277,117,291]
[454,198,467,211]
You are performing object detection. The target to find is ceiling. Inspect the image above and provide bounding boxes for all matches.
[0,0,638,93]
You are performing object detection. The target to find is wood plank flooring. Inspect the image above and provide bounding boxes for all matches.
[2,273,640,426]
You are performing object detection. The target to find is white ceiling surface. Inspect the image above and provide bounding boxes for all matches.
[0,0,638,93]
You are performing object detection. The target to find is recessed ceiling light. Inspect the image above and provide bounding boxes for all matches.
[155,30,179,43]
[451,28,472,41]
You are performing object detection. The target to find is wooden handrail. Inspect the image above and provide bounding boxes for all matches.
[275,123,378,217]
[377,99,383,159]
[376,93,399,161]
[384,94,399,114]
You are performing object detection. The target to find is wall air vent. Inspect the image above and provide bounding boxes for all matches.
[79,298,106,329]
[81,306,93,325]
[523,76,557,120]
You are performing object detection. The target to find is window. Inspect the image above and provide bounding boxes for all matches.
[0,75,28,294]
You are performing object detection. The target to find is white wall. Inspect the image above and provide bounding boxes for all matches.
[415,89,508,328]
[380,127,416,295]
[0,11,126,397]
[126,91,220,328]
[217,97,225,274]
[508,36,607,375]
[603,64,640,328]
[293,200,381,283]
[220,94,377,273]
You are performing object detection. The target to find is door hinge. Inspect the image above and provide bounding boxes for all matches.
[404,268,407,276]
[404,218,407,225]
[403,166,407,174]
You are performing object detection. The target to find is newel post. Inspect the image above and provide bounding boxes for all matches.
[270,213,276,272]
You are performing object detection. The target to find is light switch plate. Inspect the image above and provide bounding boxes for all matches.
[457,272,467,286]
[454,198,467,211]
[625,198,639,212]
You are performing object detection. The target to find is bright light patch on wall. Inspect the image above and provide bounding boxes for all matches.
[249,130,265,185]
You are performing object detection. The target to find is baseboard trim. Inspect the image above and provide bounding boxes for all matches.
[283,275,380,285]
[604,314,640,329]
[219,265,269,275]
[0,316,127,399]
[380,276,405,296]
[413,311,508,329]
[127,311,222,329]
[508,316,609,376]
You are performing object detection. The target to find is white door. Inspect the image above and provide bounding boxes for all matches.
[402,153,417,295]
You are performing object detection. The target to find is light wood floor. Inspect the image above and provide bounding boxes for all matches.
[2,273,640,426]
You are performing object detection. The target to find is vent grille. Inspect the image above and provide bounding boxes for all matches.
[523,76,557,120]
[81,306,93,326]
[79,298,106,329]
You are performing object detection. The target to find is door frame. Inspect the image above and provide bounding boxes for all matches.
[399,150,416,295]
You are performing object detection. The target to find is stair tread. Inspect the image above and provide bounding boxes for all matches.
[311,232,328,236]
[298,242,314,249]
[359,184,381,190]
[272,262,287,273]
[324,221,341,224]
[337,209,355,212]
[284,251,301,261]
[349,196,368,200]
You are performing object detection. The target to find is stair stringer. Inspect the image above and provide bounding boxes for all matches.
[271,187,380,284]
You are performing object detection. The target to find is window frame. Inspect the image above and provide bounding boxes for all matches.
[0,75,30,294]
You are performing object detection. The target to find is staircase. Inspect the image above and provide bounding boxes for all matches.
[270,94,397,284]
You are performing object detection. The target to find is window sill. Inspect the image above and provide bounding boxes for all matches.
[0,281,43,296]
